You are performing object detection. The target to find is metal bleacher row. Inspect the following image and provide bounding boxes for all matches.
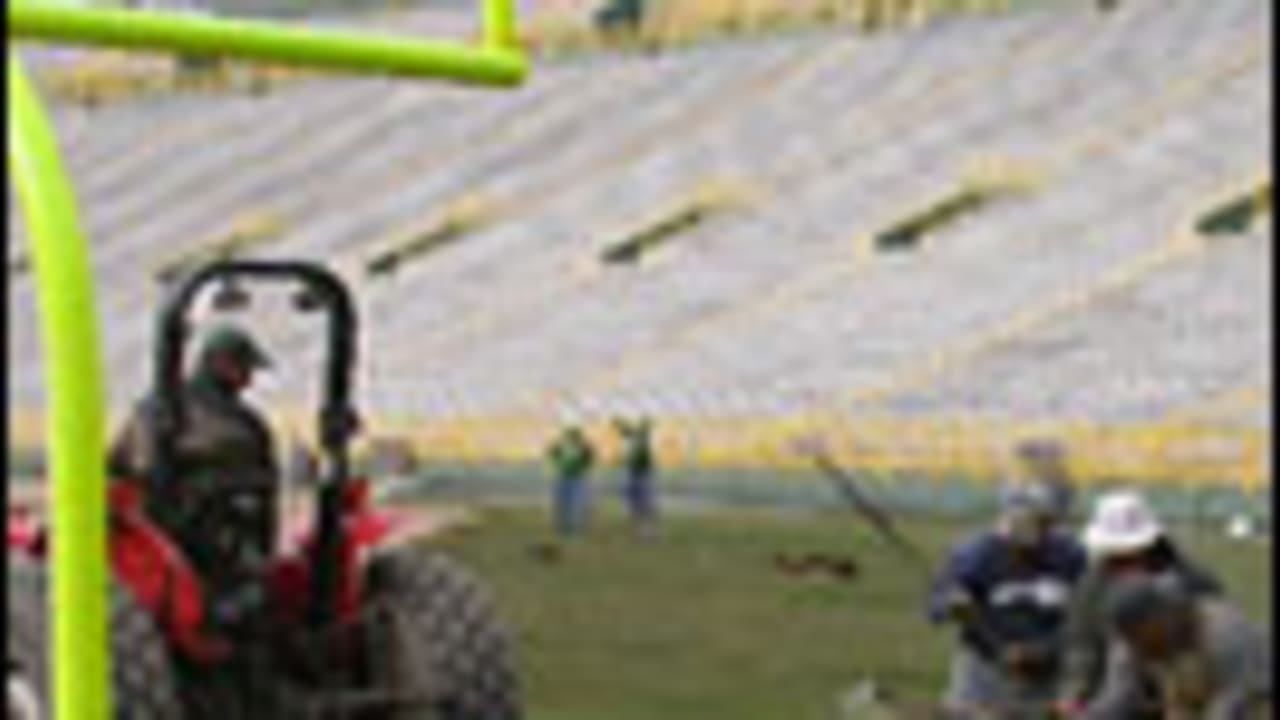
[8,0,1272,487]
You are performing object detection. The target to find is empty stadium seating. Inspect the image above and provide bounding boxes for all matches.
[8,0,1271,484]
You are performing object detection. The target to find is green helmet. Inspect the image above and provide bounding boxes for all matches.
[197,323,272,370]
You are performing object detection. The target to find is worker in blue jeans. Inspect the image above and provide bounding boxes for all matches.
[547,426,595,537]
[615,417,658,537]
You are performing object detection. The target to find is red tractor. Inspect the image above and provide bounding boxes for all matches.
[7,260,521,719]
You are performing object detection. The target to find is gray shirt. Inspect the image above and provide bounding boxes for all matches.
[1058,548,1222,705]
[1085,599,1270,720]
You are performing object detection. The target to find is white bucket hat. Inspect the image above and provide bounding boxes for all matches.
[1083,490,1165,557]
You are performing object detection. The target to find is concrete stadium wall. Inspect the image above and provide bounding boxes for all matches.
[10,407,1267,493]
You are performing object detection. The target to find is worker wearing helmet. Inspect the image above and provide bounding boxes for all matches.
[110,323,279,589]
[928,481,1087,718]
[1055,491,1223,716]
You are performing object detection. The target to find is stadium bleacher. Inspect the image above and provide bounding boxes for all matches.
[8,0,1271,486]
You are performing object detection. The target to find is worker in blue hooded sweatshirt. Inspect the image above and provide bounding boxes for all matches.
[928,481,1088,718]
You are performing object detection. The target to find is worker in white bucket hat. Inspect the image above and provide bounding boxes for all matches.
[1082,491,1166,557]
[1055,491,1223,716]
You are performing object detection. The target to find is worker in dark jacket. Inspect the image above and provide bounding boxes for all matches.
[614,417,658,537]
[110,324,278,586]
[929,481,1087,718]
[1082,575,1270,720]
[547,425,596,537]
[1055,490,1223,716]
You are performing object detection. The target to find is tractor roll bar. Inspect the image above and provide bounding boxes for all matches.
[152,259,358,628]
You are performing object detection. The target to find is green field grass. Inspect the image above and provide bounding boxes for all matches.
[431,505,1272,720]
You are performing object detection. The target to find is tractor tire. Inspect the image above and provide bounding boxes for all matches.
[364,549,521,720]
[6,555,182,720]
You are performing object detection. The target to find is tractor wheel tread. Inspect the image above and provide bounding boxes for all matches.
[7,554,182,720]
[365,548,521,720]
